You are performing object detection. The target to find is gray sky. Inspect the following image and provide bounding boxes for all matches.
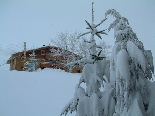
[0,0,155,64]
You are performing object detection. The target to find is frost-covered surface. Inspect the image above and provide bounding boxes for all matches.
[61,61,113,116]
[61,8,113,115]
[61,23,111,115]
[107,9,155,116]
[61,36,111,116]
[62,9,155,116]
[0,65,80,116]
[147,81,155,116]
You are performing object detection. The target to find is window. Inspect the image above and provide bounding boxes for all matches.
[77,70,81,73]
[41,50,45,55]
[50,59,56,63]
[50,48,56,55]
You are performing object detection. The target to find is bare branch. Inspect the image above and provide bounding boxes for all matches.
[96,33,102,39]
[85,20,93,30]
[77,31,91,39]
[95,18,107,28]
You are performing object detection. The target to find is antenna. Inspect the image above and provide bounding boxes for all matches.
[92,2,94,25]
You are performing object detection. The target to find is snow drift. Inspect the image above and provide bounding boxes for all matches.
[0,66,79,116]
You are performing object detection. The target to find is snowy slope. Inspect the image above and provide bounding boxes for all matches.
[0,65,80,116]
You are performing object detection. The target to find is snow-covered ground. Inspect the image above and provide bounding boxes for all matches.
[0,65,80,116]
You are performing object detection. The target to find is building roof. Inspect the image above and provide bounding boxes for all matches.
[8,46,82,60]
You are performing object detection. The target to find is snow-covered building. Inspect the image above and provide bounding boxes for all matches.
[7,46,83,73]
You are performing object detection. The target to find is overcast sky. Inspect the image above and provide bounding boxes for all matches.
[0,0,155,65]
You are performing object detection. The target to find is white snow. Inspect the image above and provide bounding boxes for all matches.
[2,8,155,116]
[105,9,155,116]
[0,65,80,116]
[116,49,130,87]
[147,81,155,116]
[127,41,146,72]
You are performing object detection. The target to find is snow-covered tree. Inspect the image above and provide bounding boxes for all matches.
[99,40,111,60]
[61,4,114,115]
[61,47,114,115]
[25,49,38,72]
[61,8,155,116]
[51,31,110,58]
[51,32,80,54]
[105,9,154,116]
[49,47,80,65]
